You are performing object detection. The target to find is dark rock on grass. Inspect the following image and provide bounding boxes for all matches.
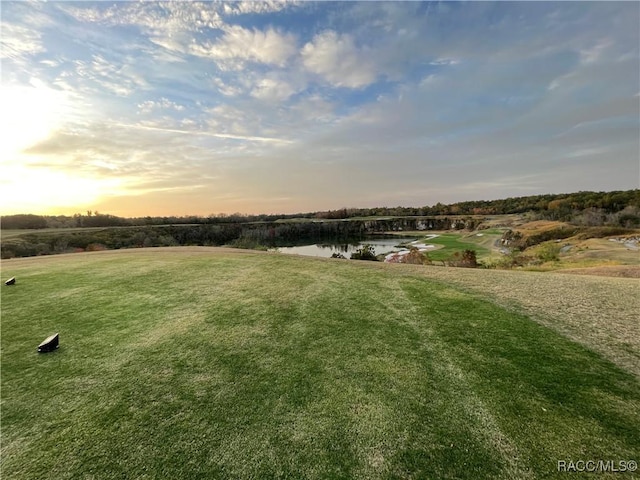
[38,333,59,353]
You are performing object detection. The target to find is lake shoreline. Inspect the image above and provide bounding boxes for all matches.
[275,235,440,261]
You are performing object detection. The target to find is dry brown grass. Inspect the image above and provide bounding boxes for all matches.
[376,263,640,378]
[481,214,528,229]
[538,237,640,271]
[516,220,569,233]
[556,265,640,278]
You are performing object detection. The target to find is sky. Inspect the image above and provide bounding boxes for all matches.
[1,1,638,217]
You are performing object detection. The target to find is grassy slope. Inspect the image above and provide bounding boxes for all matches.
[438,232,496,259]
[402,233,495,262]
[426,233,487,255]
[503,220,640,270]
[1,248,639,479]
[392,264,640,378]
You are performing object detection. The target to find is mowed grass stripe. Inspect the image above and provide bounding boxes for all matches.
[397,264,640,377]
[1,249,638,479]
[400,279,639,473]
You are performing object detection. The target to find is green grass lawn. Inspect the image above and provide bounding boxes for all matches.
[1,248,638,479]
[415,233,493,261]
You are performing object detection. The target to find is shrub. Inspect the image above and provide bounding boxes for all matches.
[461,249,478,267]
[404,247,432,265]
[350,244,378,261]
[446,249,478,268]
[489,252,542,269]
[537,243,561,262]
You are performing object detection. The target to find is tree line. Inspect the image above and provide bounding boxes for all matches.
[2,190,638,230]
[1,216,480,259]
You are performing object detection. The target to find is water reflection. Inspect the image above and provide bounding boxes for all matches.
[276,237,419,259]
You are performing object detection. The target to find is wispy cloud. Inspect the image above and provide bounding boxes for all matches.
[0,22,45,60]
[112,123,293,144]
[191,25,297,68]
[302,31,377,88]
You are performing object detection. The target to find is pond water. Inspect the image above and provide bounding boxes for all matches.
[275,237,421,259]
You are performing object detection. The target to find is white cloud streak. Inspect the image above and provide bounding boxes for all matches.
[0,22,45,59]
[113,123,293,145]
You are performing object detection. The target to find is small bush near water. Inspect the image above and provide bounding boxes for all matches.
[350,244,378,261]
